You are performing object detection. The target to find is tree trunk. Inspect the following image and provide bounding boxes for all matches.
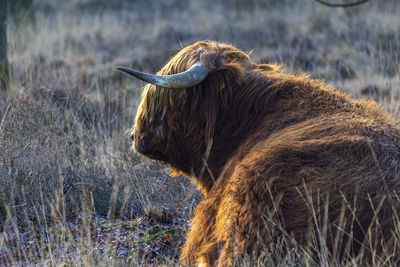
[0,0,9,93]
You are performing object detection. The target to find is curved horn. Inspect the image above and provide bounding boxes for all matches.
[117,62,209,89]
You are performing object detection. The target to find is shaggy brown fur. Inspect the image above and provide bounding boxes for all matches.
[132,41,400,266]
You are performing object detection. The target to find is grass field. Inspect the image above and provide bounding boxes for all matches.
[1,0,400,265]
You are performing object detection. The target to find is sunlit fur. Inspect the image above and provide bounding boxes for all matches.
[132,41,400,266]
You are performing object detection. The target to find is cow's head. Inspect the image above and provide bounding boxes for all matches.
[118,41,258,190]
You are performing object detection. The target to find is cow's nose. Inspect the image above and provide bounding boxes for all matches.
[130,133,135,141]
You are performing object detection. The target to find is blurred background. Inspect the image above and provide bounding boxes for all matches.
[0,0,399,265]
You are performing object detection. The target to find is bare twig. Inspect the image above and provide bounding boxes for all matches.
[313,0,371,7]
[8,143,31,161]
[0,102,11,137]
[198,138,214,182]
[105,152,126,162]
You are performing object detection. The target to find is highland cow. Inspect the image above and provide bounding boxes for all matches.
[118,41,400,266]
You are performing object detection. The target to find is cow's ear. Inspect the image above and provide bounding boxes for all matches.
[210,63,246,92]
[198,52,246,90]
[199,52,225,71]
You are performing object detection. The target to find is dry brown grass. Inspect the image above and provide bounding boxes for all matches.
[1,0,399,265]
